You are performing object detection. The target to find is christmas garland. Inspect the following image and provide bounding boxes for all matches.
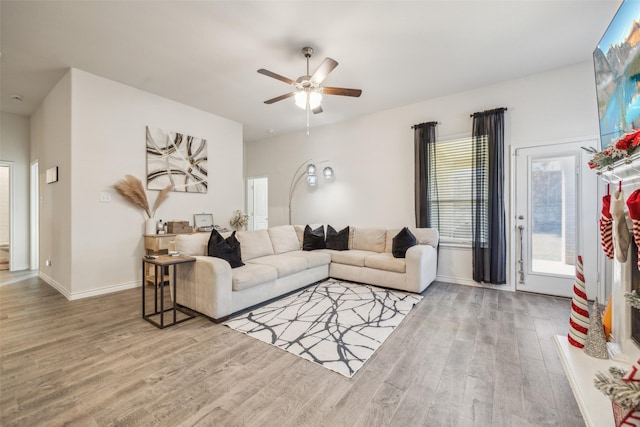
[595,366,640,411]
[594,292,640,413]
[626,290,640,310]
[589,129,640,169]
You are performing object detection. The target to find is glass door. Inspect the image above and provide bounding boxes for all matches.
[515,142,597,298]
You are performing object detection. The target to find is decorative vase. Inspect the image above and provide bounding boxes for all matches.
[145,218,156,235]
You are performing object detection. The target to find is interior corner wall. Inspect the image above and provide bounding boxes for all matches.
[0,112,31,271]
[245,61,600,289]
[29,71,73,295]
[69,69,243,298]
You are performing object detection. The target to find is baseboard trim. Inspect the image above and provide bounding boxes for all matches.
[39,273,141,301]
[39,272,71,299]
[68,280,141,300]
[435,275,513,291]
[12,263,30,271]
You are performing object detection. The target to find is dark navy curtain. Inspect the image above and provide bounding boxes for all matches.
[472,108,506,284]
[414,121,438,228]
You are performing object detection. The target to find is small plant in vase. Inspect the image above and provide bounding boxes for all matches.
[229,210,248,231]
[113,175,172,234]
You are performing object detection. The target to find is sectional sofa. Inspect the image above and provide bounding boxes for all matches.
[173,225,439,321]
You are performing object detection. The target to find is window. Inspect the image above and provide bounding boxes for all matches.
[429,135,487,245]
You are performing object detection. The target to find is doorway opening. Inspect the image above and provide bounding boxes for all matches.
[247,177,268,230]
[0,162,11,271]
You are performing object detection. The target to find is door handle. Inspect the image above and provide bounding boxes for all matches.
[518,225,525,284]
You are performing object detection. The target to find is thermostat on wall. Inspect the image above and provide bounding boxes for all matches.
[46,166,58,184]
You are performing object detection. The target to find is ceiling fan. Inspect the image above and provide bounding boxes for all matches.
[258,47,362,115]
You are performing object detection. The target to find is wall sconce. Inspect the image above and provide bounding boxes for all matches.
[288,159,335,224]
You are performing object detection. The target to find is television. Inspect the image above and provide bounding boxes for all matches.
[594,0,640,149]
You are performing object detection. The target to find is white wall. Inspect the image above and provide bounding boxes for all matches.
[245,62,600,290]
[0,113,31,271]
[31,68,244,298]
[30,71,73,294]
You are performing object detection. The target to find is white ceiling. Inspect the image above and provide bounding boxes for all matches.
[0,1,621,142]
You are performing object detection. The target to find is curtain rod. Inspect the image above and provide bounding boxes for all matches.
[470,107,508,118]
[411,121,439,129]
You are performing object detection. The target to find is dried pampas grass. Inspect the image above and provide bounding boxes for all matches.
[151,184,173,217]
[114,175,172,218]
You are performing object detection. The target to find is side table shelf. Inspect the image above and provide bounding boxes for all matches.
[142,255,196,329]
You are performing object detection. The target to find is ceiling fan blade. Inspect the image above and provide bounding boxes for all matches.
[322,87,362,97]
[258,69,295,86]
[264,92,295,104]
[312,105,323,114]
[310,58,338,85]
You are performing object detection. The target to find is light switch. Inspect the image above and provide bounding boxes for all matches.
[99,192,111,203]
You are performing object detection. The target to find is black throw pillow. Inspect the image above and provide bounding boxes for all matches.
[392,227,417,258]
[207,230,244,268]
[325,225,349,251]
[303,225,326,251]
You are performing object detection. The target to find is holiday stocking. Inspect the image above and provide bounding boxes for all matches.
[627,189,640,270]
[612,189,631,263]
[601,194,614,259]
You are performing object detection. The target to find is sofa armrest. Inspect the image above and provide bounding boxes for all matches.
[176,255,233,320]
[405,244,437,293]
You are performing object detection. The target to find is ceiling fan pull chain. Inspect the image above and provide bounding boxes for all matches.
[306,98,311,136]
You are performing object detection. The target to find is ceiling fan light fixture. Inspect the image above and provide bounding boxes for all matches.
[294,89,322,110]
[307,174,318,186]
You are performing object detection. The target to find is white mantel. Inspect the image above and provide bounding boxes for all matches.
[555,154,640,426]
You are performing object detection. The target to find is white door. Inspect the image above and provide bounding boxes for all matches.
[514,140,599,298]
[30,161,39,271]
[248,177,268,230]
[0,163,10,271]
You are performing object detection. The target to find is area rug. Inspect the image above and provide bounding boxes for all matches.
[224,279,422,378]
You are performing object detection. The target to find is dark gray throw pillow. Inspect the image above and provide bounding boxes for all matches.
[392,227,417,258]
[303,225,326,251]
[325,225,349,251]
[207,229,244,268]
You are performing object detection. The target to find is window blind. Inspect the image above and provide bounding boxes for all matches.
[430,136,487,244]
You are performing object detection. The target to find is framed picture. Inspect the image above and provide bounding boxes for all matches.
[194,213,214,228]
[146,126,208,193]
[593,0,640,148]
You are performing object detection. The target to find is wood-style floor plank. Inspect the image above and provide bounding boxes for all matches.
[0,277,585,426]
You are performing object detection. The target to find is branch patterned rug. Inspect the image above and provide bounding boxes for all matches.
[224,279,422,378]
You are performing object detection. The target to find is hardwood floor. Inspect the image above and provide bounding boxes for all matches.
[0,276,585,426]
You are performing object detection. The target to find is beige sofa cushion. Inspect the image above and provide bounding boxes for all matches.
[236,230,274,261]
[283,250,331,268]
[268,225,301,254]
[385,228,439,252]
[246,255,308,278]
[232,263,278,291]
[174,231,233,256]
[364,253,406,273]
[324,249,378,267]
[175,233,209,256]
[352,228,387,252]
[412,228,439,248]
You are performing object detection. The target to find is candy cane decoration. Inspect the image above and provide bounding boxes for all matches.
[568,256,589,348]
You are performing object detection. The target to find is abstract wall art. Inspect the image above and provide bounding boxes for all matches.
[146,126,208,193]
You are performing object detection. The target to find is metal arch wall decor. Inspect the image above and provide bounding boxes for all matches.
[146,126,208,193]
